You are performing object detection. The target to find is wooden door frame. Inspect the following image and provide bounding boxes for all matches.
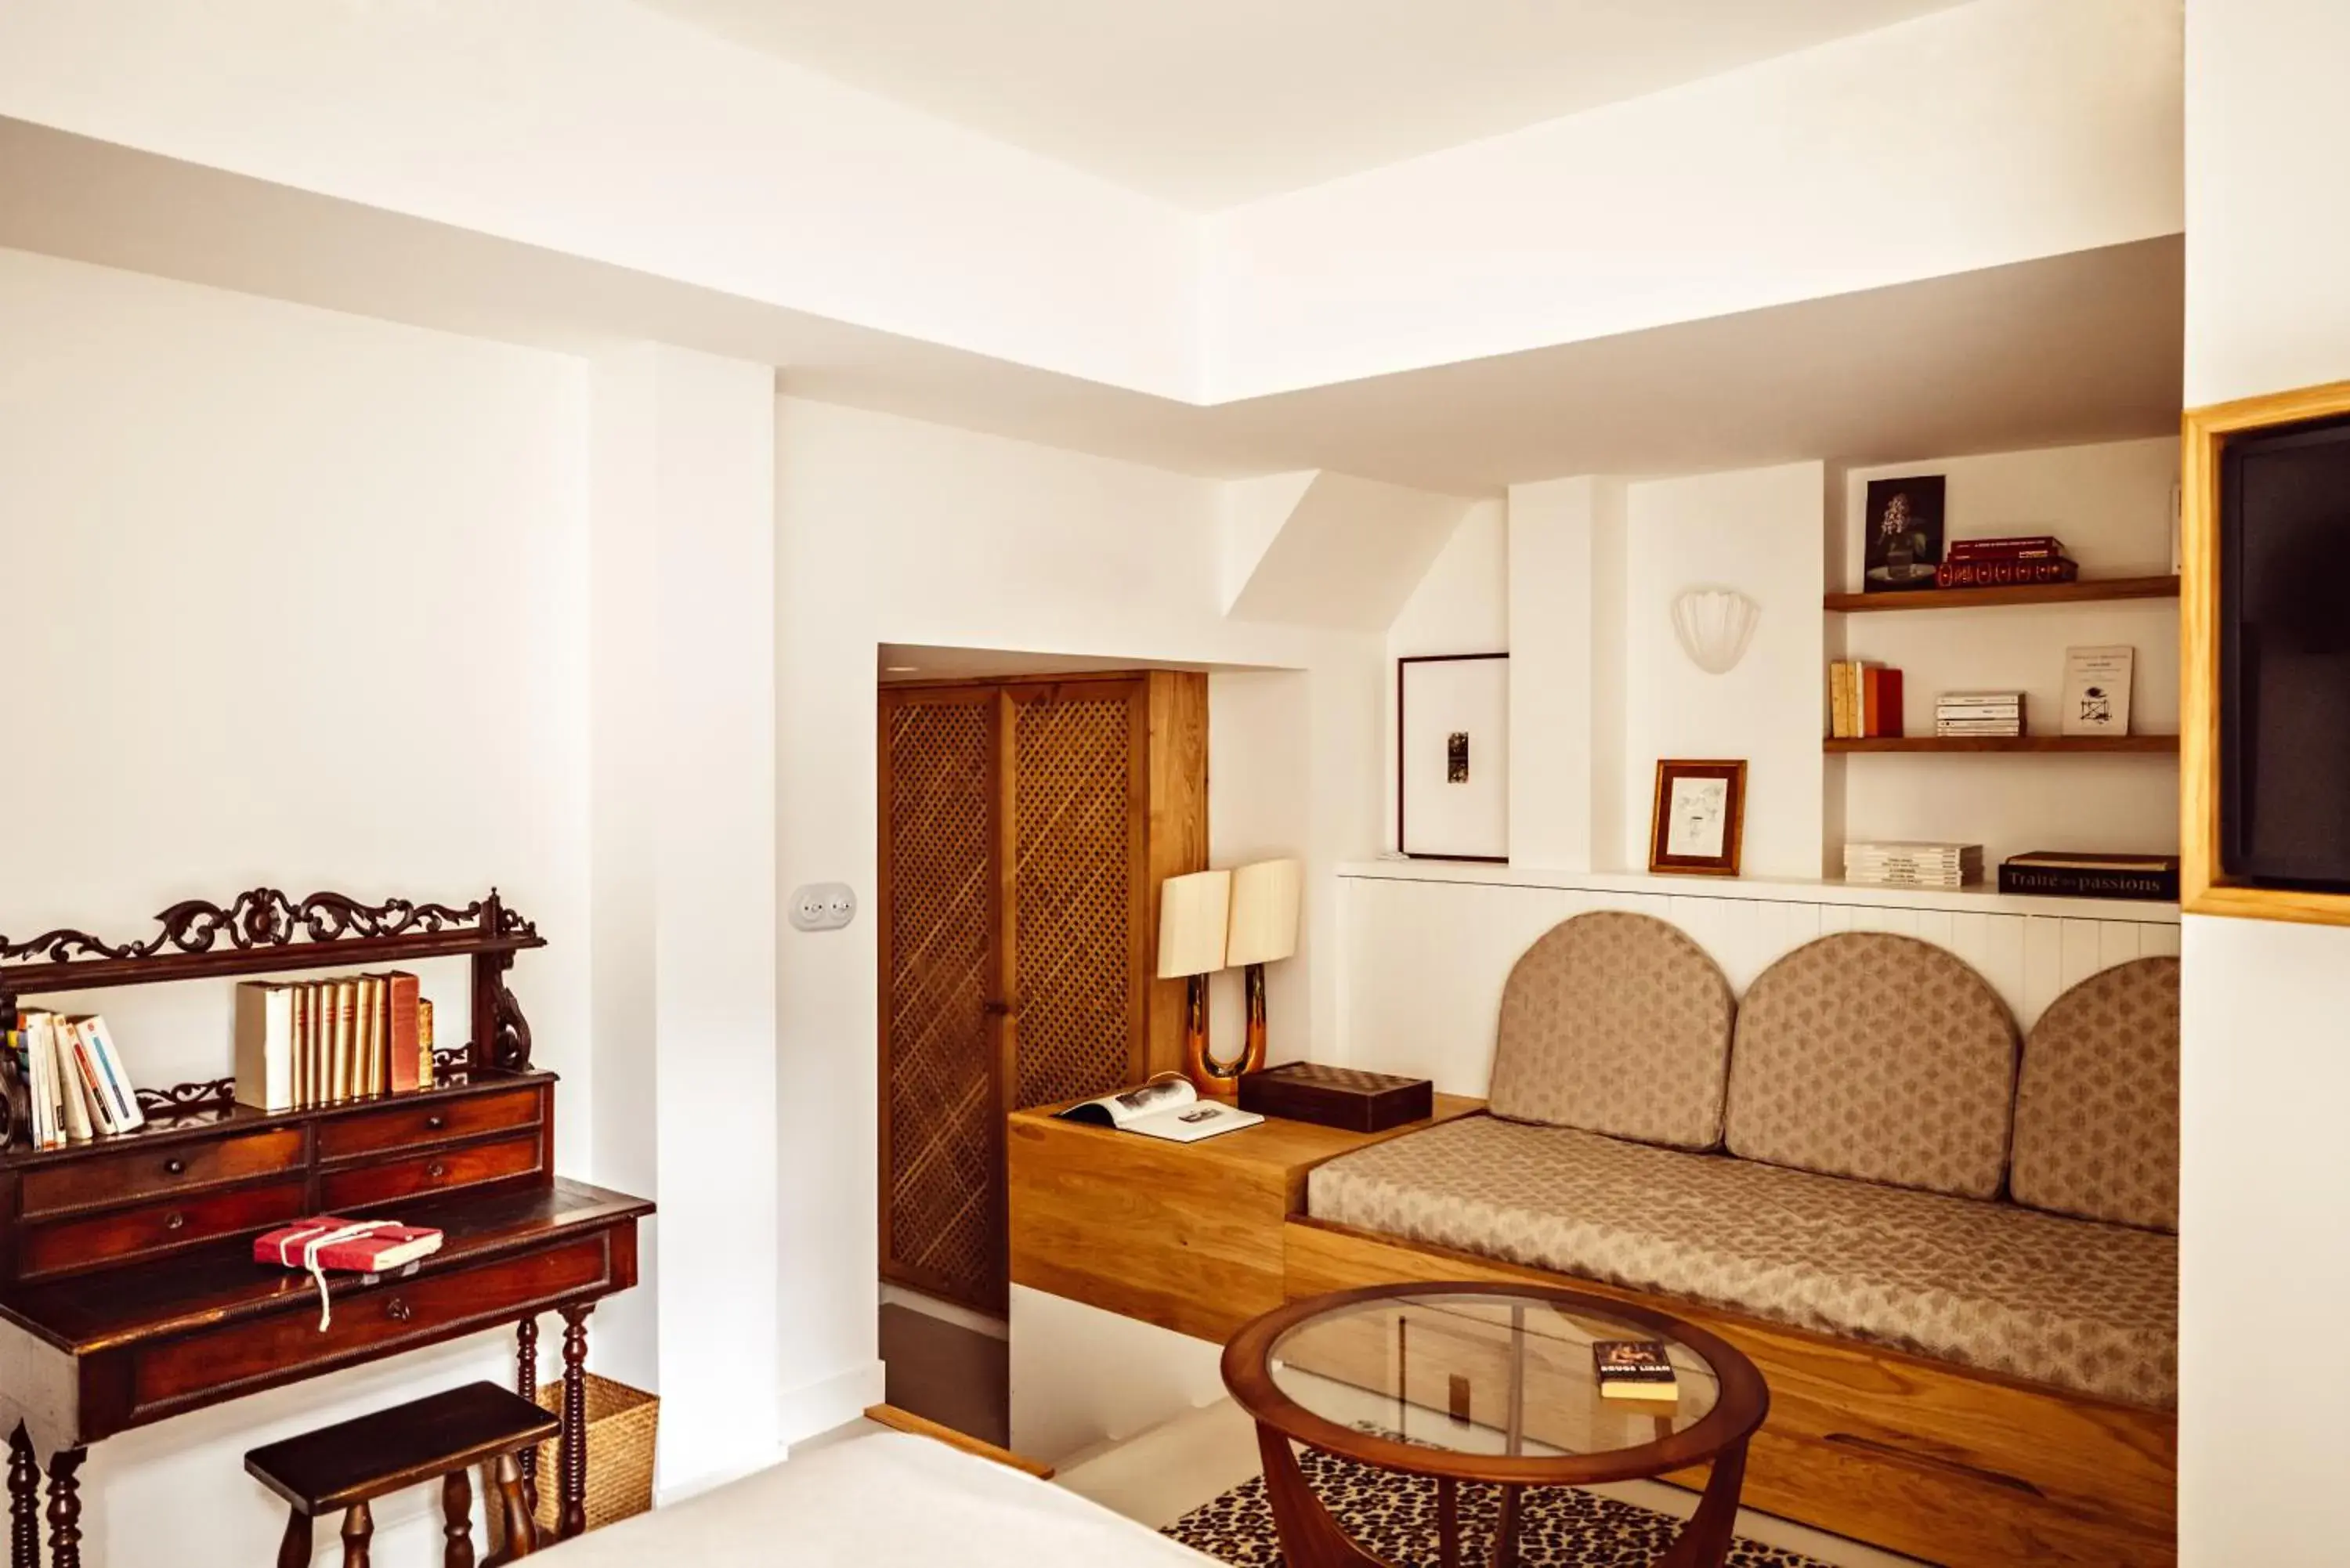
[2182,378,2350,924]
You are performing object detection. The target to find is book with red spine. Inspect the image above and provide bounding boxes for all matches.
[254,1217,444,1274]
[1947,534,2066,560]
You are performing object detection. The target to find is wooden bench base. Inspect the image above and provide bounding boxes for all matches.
[1283,1219,2176,1568]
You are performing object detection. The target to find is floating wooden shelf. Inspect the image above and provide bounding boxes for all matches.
[1823,576,2181,613]
[1826,735,2180,754]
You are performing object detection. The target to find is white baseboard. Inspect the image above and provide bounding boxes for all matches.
[776,1357,888,1448]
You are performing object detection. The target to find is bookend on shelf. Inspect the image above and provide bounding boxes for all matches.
[0,887,543,1147]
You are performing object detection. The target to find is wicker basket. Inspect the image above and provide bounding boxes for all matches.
[529,1373,658,1537]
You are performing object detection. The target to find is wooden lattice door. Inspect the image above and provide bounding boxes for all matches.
[879,672,1206,1315]
[878,686,1004,1310]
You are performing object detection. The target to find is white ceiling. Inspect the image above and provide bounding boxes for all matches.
[0,117,2182,494]
[634,0,1968,208]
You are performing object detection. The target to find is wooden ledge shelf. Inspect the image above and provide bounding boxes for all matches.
[1826,735,2180,754]
[1823,576,2181,613]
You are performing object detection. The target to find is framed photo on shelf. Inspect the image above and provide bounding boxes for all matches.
[1647,759,1748,876]
[1397,653,1508,860]
[1863,475,1946,592]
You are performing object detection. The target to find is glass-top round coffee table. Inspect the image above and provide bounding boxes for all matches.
[1220,1281,1770,1568]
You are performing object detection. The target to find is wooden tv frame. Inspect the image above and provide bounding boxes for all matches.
[2182,378,2350,924]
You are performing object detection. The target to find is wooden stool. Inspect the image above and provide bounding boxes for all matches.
[244,1382,559,1568]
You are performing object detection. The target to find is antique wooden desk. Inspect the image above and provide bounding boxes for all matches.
[0,889,655,1567]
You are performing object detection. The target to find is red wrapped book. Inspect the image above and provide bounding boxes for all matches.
[256,1217,444,1329]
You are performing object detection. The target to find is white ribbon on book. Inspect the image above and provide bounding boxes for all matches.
[273,1220,406,1331]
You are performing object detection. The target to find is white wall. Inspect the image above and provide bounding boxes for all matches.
[1384,500,1509,853]
[0,247,591,1568]
[2180,2,2350,1562]
[770,399,1385,1440]
[588,345,783,1496]
[1205,0,2184,398]
[1622,463,1827,878]
[1835,438,2182,868]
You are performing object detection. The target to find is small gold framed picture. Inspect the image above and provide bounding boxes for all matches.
[1648,760,1748,877]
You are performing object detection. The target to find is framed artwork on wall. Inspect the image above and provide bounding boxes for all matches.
[1397,653,1508,861]
[1863,475,1946,592]
[1647,759,1748,876]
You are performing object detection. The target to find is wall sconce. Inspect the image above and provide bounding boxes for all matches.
[1671,589,1760,674]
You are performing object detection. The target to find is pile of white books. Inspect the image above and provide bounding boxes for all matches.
[1844,841,1986,889]
[1936,691,2024,737]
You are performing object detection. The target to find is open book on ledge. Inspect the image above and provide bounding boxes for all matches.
[1054,1076,1264,1143]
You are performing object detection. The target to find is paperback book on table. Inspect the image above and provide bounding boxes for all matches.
[1592,1339,1679,1403]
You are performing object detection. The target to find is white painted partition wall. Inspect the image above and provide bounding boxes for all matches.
[1335,862,2180,1097]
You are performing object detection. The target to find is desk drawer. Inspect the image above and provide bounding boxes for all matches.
[318,1088,542,1162]
[18,1179,308,1280]
[132,1235,615,1417]
[20,1129,306,1219]
[320,1133,540,1211]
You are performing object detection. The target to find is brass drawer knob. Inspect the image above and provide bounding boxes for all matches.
[425,1115,446,1131]
[426,1162,448,1180]
[164,1212,186,1232]
[162,1158,186,1177]
[385,1297,414,1323]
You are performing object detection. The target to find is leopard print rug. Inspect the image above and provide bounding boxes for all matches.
[1161,1446,1835,1568]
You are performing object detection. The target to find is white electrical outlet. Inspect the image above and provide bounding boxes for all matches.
[789,882,857,932]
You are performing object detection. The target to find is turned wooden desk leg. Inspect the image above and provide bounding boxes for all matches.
[7,1425,36,1568]
[558,1304,593,1540]
[277,1512,314,1568]
[43,1449,83,1568]
[492,1452,537,1563]
[515,1317,540,1517]
[443,1467,475,1568]
[342,1500,374,1568]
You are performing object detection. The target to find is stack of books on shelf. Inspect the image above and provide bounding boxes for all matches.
[1827,660,1904,739]
[1936,691,2025,738]
[1935,534,2079,588]
[235,973,435,1114]
[3,1011,146,1150]
[1844,841,1985,889]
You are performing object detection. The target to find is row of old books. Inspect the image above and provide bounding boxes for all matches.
[234,974,436,1114]
[1844,841,1984,889]
[1827,661,1904,738]
[1936,533,2079,589]
[4,1010,146,1149]
[1938,691,2024,738]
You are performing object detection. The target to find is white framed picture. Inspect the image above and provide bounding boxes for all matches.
[1397,654,1508,860]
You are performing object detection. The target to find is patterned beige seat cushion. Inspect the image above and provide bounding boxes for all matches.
[1308,1115,2177,1409]
[1486,912,1735,1149]
[2011,957,2180,1232]
[1725,933,2019,1198]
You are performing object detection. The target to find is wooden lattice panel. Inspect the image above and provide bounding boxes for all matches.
[1013,695,1138,1107]
[882,698,1000,1307]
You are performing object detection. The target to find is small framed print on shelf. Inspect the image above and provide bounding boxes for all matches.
[1648,760,1748,877]
[1397,653,1508,861]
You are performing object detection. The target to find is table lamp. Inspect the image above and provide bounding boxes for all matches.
[1157,869,1232,1096]
[1225,858,1301,1078]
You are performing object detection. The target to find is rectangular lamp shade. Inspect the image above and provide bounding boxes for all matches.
[1157,869,1231,979]
[1225,858,1301,967]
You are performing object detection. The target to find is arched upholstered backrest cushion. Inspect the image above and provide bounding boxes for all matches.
[2010,956,2180,1232]
[1488,912,1735,1149]
[1725,933,2019,1198]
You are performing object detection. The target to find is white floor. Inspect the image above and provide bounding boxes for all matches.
[1055,1398,1930,1568]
